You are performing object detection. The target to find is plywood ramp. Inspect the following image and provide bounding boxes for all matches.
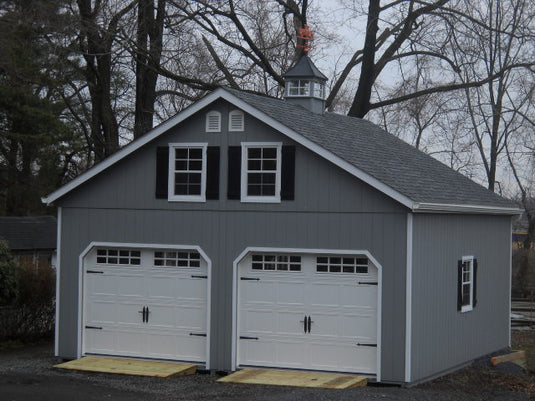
[55,356,197,378]
[217,368,368,389]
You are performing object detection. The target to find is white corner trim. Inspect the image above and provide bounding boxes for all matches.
[231,246,383,382]
[413,202,522,215]
[76,241,212,369]
[54,207,62,357]
[405,213,413,383]
[508,219,512,347]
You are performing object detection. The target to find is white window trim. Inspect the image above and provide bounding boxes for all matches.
[461,255,474,313]
[240,142,282,203]
[168,143,208,202]
[228,109,244,132]
[205,110,221,132]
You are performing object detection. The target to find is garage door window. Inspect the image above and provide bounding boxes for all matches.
[251,254,301,271]
[154,250,201,267]
[316,256,368,274]
[96,249,141,265]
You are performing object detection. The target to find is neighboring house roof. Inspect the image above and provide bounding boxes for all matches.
[42,87,520,215]
[0,216,57,251]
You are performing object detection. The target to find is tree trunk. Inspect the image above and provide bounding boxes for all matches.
[347,0,380,118]
[134,0,166,138]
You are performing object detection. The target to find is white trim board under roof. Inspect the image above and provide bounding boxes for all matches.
[42,87,521,215]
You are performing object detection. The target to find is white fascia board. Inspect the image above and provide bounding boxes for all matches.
[413,202,523,215]
[42,89,229,205]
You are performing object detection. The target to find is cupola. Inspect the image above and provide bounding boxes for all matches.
[283,55,328,114]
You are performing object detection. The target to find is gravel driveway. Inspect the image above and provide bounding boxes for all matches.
[0,341,532,401]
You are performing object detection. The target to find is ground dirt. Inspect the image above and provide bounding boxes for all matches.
[1,331,535,401]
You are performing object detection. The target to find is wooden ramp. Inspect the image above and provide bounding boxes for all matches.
[54,356,197,378]
[218,368,368,389]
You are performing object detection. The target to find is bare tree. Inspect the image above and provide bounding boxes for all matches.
[76,0,136,159]
[134,0,165,138]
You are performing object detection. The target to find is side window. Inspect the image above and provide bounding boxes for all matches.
[228,110,244,131]
[168,144,207,202]
[206,110,221,132]
[241,143,281,203]
[458,256,478,312]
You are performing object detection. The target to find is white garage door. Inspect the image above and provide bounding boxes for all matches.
[238,252,378,374]
[83,246,208,363]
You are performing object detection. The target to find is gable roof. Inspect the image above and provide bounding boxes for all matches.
[0,216,57,250]
[42,87,519,215]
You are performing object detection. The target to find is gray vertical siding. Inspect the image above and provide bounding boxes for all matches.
[410,214,511,382]
[56,99,409,382]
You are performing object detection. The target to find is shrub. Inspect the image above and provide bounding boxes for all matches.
[0,241,56,342]
[0,239,18,305]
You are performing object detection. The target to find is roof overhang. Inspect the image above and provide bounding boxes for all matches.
[42,87,521,216]
[413,202,522,215]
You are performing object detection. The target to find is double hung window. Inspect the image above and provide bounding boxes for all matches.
[458,256,477,312]
[168,144,207,202]
[241,143,282,202]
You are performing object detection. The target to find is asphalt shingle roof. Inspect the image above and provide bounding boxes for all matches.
[226,88,515,208]
[0,216,57,250]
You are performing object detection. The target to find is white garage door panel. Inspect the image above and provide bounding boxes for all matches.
[238,252,378,374]
[83,247,208,364]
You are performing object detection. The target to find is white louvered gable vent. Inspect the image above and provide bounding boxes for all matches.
[206,111,221,132]
[228,110,244,132]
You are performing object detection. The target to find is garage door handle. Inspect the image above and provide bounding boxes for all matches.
[300,316,307,333]
[138,306,146,323]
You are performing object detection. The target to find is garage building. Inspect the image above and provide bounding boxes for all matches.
[44,56,519,384]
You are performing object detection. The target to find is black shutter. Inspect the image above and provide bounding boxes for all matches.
[155,146,169,199]
[473,258,478,307]
[206,147,220,200]
[281,146,295,201]
[457,260,463,311]
[227,146,241,199]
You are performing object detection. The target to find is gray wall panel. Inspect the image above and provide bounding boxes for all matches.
[58,208,407,382]
[411,214,511,382]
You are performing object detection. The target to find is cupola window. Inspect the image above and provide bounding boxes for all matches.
[286,80,311,97]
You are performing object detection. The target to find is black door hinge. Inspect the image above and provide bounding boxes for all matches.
[191,275,208,279]
[86,270,104,274]
[358,281,378,286]
[240,336,259,340]
[357,343,377,347]
[189,333,207,337]
[85,325,102,330]
[240,277,260,281]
